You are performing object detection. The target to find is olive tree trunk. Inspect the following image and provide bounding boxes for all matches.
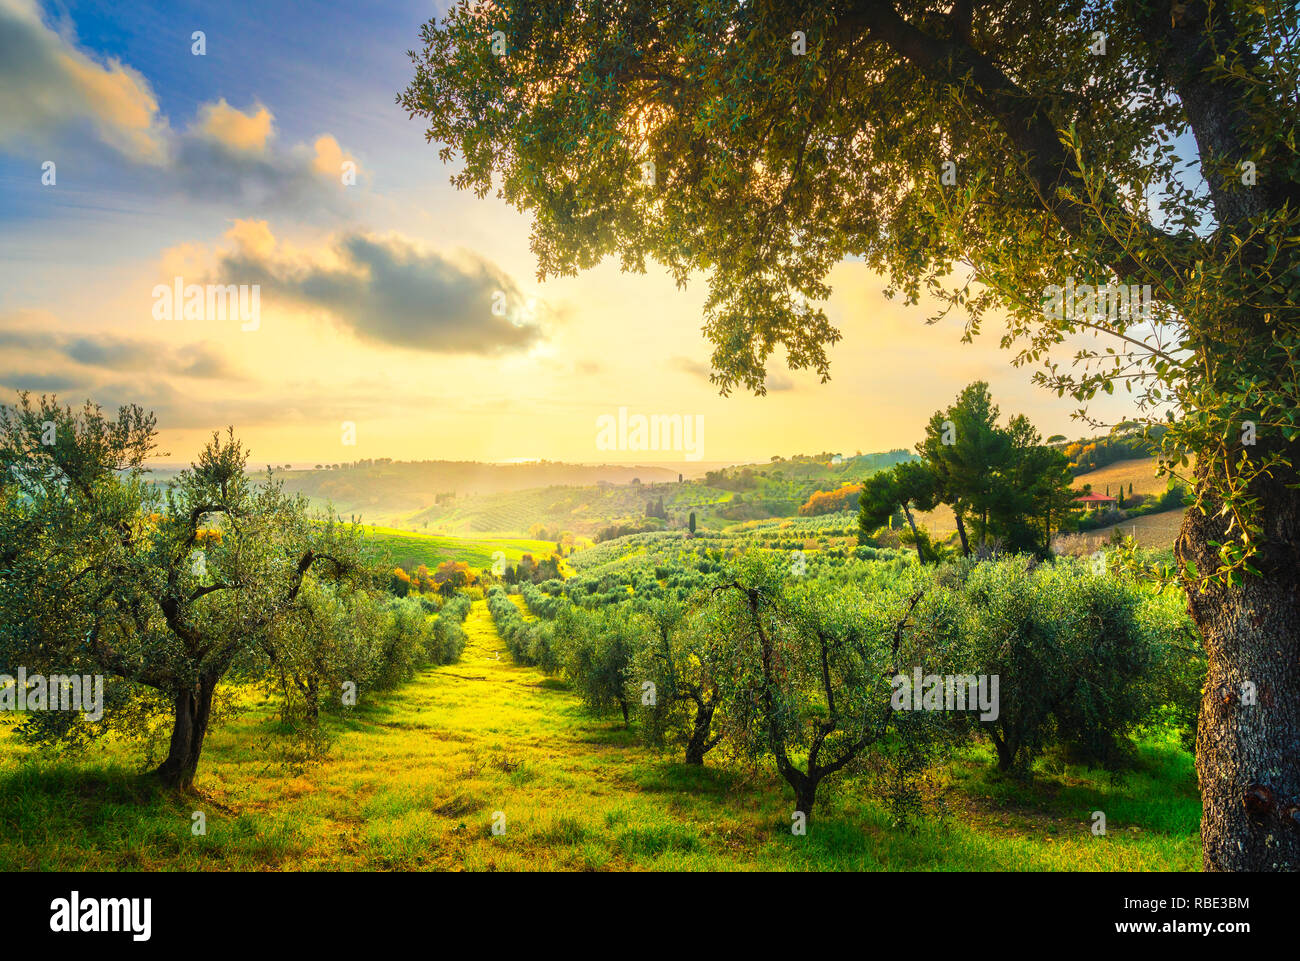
[1180,466,1300,871]
[153,678,217,791]
[683,700,720,766]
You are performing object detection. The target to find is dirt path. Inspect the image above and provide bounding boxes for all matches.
[290,598,675,870]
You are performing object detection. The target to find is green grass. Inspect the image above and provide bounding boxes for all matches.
[0,601,1201,871]
[359,526,557,571]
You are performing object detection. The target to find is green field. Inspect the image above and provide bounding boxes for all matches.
[0,599,1199,871]
[359,526,558,571]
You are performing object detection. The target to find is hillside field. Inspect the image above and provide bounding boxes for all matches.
[913,456,1184,548]
[1057,509,1187,553]
[1074,457,1179,500]
[360,526,557,570]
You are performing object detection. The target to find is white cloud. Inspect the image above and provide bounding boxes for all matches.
[0,0,169,162]
[0,1,362,213]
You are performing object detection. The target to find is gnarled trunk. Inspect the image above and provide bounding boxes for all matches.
[684,700,719,765]
[793,777,818,823]
[153,678,216,790]
[1180,466,1300,871]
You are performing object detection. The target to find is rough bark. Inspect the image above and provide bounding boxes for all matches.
[1137,0,1300,871]
[1179,462,1300,871]
[683,699,721,765]
[794,780,818,821]
[153,677,216,790]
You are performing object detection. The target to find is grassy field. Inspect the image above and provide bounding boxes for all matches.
[0,600,1200,871]
[408,480,742,537]
[360,526,557,571]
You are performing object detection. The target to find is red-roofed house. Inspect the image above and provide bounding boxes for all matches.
[1075,492,1117,506]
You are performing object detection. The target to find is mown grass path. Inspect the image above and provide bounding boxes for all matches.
[0,600,1200,870]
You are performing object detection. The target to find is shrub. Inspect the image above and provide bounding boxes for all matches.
[487,586,554,668]
[429,593,471,664]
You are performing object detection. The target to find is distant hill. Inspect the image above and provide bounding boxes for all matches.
[291,449,915,536]
[406,451,913,537]
[1055,424,1165,474]
[136,449,915,535]
[271,459,730,524]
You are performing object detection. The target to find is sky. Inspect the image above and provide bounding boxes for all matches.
[0,0,1141,466]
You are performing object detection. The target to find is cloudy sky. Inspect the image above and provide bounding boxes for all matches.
[0,0,1138,466]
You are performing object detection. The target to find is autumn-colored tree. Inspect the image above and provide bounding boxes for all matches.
[434,560,475,588]
[390,567,413,597]
[798,483,863,516]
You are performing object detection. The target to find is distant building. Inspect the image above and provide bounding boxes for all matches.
[1075,492,1117,506]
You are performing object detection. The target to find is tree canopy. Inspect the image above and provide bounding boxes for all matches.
[401,0,1297,579]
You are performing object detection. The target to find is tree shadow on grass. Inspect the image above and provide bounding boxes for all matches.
[630,759,746,800]
[0,761,188,867]
[946,741,1200,838]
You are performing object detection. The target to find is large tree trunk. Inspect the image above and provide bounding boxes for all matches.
[1179,466,1300,871]
[1135,0,1300,872]
[153,678,216,790]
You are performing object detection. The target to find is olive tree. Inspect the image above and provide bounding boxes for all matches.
[555,602,641,725]
[628,598,725,764]
[0,394,367,789]
[710,554,926,821]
